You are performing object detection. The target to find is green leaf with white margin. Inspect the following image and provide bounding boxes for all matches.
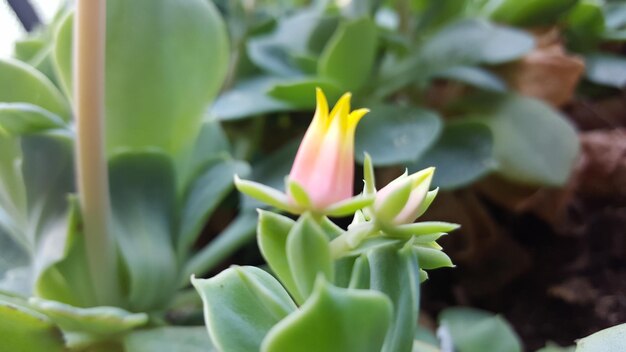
[0,59,70,121]
[124,326,216,352]
[584,53,626,88]
[438,307,522,352]
[257,210,302,304]
[368,241,421,352]
[29,297,148,335]
[109,151,177,312]
[262,277,392,352]
[355,104,442,166]
[177,156,250,256]
[287,213,333,300]
[0,103,65,136]
[576,323,626,352]
[54,0,229,156]
[0,299,65,352]
[192,266,297,352]
[481,94,579,186]
[319,18,378,92]
[408,121,495,190]
[413,246,454,270]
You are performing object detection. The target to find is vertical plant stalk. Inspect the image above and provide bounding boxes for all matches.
[74,0,119,305]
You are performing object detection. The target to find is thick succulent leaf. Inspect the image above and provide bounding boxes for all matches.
[0,103,65,136]
[178,157,250,255]
[368,242,421,352]
[247,9,321,76]
[355,104,442,166]
[29,297,148,335]
[414,246,454,269]
[408,121,495,189]
[54,0,229,156]
[181,211,257,285]
[35,197,96,307]
[178,117,232,191]
[481,94,579,186]
[438,307,522,352]
[576,323,626,352]
[257,210,301,304]
[0,300,65,352]
[268,78,343,108]
[433,66,507,92]
[419,19,535,67]
[241,140,299,210]
[485,0,578,26]
[286,214,333,300]
[211,76,292,121]
[584,53,626,88]
[0,135,27,244]
[108,151,177,311]
[0,225,30,294]
[124,326,216,352]
[0,58,69,120]
[192,266,296,352]
[262,278,392,352]
[318,18,378,91]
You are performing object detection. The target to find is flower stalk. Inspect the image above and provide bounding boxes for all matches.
[74,0,119,305]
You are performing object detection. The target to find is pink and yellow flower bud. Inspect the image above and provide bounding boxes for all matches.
[373,168,435,226]
[288,88,369,210]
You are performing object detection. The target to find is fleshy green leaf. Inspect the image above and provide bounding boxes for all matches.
[262,278,392,352]
[287,179,313,209]
[257,210,302,304]
[439,307,522,352]
[576,323,626,352]
[0,59,69,121]
[318,18,378,91]
[178,157,250,255]
[108,151,177,311]
[0,103,65,136]
[355,104,442,166]
[192,266,297,352]
[211,77,292,121]
[268,78,343,108]
[486,0,578,26]
[124,326,216,352]
[54,0,229,156]
[235,176,293,211]
[584,53,626,88]
[246,9,321,76]
[324,194,374,218]
[287,213,333,300]
[368,242,421,352]
[0,300,65,352]
[181,211,257,285]
[389,221,460,238]
[482,94,579,186]
[29,297,148,335]
[413,246,454,269]
[409,121,495,189]
[433,66,507,92]
[35,197,96,307]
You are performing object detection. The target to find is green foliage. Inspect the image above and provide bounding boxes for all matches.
[123,327,216,352]
[439,307,523,352]
[192,266,297,352]
[0,299,65,352]
[261,278,392,352]
[54,0,229,156]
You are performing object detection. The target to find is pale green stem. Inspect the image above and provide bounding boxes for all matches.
[74,0,119,305]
